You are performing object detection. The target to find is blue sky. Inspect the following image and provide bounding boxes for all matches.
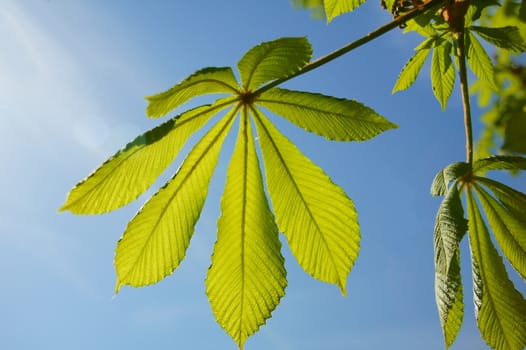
[1,1,524,349]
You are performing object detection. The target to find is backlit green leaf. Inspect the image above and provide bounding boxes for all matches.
[392,45,431,93]
[470,26,526,53]
[476,177,526,220]
[253,109,359,294]
[467,190,526,350]
[434,184,466,348]
[145,67,239,117]
[324,0,366,23]
[472,155,526,173]
[237,37,312,91]
[257,88,397,141]
[60,99,235,214]
[206,111,286,348]
[431,162,471,197]
[466,32,498,91]
[114,108,238,292]
[431,41,455,110]
[475,184,526,280]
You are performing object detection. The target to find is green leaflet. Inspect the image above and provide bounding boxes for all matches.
[392,44,432,93]
[206,111,286,349]
[472,155,526,173]
[430,162,471,197]
[431,40,455,110]
[324,0,366,23]
[253,109,359,294]
[145,67,239,117]
[114,108,237,291]
[476,177,526,221]
[434,184,466,348]
[475,184,526,280]
[257,88,397,141]
[237,37,312,91]
[60,99,234,214]
[465,32,498,91]
[470,26,526,53]
[466,189,526,350]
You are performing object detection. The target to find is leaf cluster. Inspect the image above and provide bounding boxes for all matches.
[393,1,526,110]
[432,156,526,349]
[60,36,396,348]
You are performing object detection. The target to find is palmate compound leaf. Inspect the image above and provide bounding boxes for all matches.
[237,37,312,91]
[324,0,367,23]
[114,107,238,291]
[145,67,239,118]
[474,178,526,280]
[433,184,467,348]
[467,189,526,350]
[59,99,235,214]
[431,39,456,110]
[253,108,359,294]
[465,31,498,91]
[257,88,397,141]
[206,111,286,349]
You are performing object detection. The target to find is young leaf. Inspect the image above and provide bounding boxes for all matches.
[393,46,431,93]
[475,184,526,280]
[472,155,526,174]
[431,40,455,110]
[60,99,234,214]
[257,88,397,141]
[470,26,526,53]
[434,184,466,348]
[237,37,312,91]
[430,162,471,197]
[324,0,366,23]
[145,67,239,117]
[465,32,498,91]
[206,112,286,348]
[114,108,237,292]
[466,190,526,350]
[253,109,359,294]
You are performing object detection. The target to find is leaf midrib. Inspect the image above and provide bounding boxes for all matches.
[252,107,341,287]
[120,108,238,285]
[468,188,514,350]
[65,100,235,211]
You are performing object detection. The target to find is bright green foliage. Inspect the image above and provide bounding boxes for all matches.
[258,88,397,141]
[432,156,526,349]
[114,108,238,291]
[61,36,395,348]
[253,110,360,293]
[475,181,526,280]
[433,185,466,348]
[324,0,366,23]
[431,40,455,110]
[206,113,286,347]
[145,67,239,118]
[467,189,526,350]
[470,25,526,53]
[60,100,234,214]
[237,37,312,91]
[392,43,432,93]
[466,32,498,91]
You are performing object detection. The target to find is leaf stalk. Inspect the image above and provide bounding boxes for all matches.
[255,0,444,95]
